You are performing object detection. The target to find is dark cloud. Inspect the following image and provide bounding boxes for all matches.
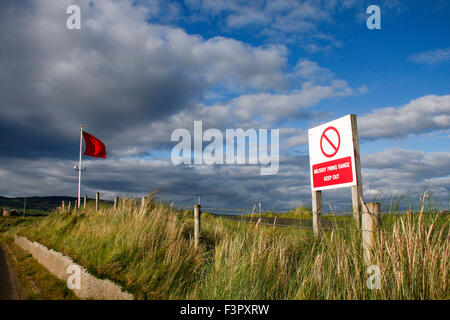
[0,0,288,159]
[0,148,448,211]
[0,0,448,211]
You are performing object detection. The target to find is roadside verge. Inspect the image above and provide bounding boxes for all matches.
[14,236,134,300]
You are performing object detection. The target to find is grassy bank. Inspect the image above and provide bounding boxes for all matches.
[1,241,78,300]
[4,197,449,299]
[0,216,78,299]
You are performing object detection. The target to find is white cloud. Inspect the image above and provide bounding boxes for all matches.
[359,95,450,139]
[280,128,308,149]
[99,55,359,152]
[409,48,450,65]
[293,59,334,82]
[132,77,355,151]
[361,148,450,202]
[227,80,353,124]
[183,0,344,50]
[363,149,450,172]
[226,8,269,27]
[181,0,410,52]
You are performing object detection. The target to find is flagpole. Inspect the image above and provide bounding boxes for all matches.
[78,125,83,208]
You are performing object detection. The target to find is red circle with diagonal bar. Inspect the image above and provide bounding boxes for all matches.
[320,126,340,158]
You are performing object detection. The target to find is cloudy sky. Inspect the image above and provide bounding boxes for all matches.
[0,0,449,211]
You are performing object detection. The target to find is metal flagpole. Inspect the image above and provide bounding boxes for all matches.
[78,125,83,208]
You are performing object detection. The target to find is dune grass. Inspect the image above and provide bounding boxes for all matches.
[5,194,448,300]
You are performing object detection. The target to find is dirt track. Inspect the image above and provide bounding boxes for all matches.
[0,245,20,300]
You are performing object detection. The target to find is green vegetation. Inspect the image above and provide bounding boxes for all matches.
[0,216,78,300]
[4,194,449,300]
[1,240,78,300]
[247,205,312,219]
[0,196,63,212]
[0,195,113,213]
[0,216,37,233]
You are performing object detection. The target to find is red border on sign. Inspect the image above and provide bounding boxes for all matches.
[312,156,353,188]
[320,126,340,158]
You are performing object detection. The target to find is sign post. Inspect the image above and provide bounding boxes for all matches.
[308,114,363,237]
[312,190,322,239]
[350,115,363,229]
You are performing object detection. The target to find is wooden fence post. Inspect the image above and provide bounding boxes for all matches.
[74,200,78,210]
[83,195,87,208]
[362,202,380,265]
[62,201,65,210]
[194,204,201,248]
[141,196,146,209]
[312,190,322,240]
[68,201,72,211]
[373,203,381,227]
[114,196,119,210]
[96,192,100,212]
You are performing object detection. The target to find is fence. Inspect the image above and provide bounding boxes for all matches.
[60,192,448,266]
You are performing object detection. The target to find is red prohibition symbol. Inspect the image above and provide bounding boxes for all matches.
[320,126,340,158]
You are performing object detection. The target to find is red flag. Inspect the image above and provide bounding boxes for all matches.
[83,131,106,158]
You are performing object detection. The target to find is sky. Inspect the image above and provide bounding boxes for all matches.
[0,0,449,212]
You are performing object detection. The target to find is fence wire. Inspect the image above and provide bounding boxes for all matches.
[59,200,449,239]
[175,205,449,216]
[170,204,449,240]
[222,215,449,240]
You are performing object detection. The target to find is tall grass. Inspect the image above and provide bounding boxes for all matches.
[7,195,449,300]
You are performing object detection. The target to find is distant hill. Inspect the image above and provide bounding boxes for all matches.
[0,196,110,211]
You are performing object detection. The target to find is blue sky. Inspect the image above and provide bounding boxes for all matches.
[145,0,450,156]
[0,0,449,211]
[147,1,450,166]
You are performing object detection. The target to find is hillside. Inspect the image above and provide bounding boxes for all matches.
[0,196,111,212]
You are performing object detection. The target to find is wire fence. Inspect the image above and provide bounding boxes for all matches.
[169,203,449,240]
[173,205,449,216]
[59,197,449,240]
